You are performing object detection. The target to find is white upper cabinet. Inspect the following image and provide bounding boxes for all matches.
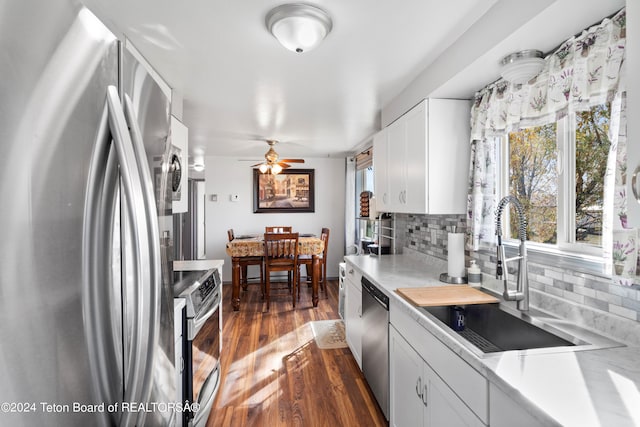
[373,99,470,215]
[373,129,390,212]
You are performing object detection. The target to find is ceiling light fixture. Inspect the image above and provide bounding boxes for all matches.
[257,163,283,175]
[191,154,205,172]
[500,49,545,85]
[265,3,333,53]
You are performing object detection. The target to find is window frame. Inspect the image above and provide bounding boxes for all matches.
[498,112,609,276]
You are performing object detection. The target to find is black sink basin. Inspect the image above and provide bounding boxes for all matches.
[422,304,578,353]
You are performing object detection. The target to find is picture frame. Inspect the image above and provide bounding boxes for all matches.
[253,168,315,213]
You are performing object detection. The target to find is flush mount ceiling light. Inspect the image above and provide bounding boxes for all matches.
[500,49,545,85]
[265,3,333,53]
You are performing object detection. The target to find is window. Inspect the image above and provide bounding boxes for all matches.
[507,123,558,245]
[501,103,611,255]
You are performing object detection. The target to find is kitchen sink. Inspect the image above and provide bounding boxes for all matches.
[421,300,621,355]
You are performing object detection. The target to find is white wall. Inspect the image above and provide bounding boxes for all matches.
[383,0,625,126]
[204,156,346,281]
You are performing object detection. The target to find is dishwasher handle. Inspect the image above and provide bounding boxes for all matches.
[362,277,389,310]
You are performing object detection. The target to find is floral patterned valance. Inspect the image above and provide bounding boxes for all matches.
[470,8,626,140]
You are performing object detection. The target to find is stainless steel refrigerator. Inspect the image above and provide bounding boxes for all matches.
[0,0,177,425]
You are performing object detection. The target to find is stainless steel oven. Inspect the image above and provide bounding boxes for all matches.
[174,268,222,426]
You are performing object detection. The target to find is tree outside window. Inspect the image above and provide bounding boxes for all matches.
[508,124,558,244]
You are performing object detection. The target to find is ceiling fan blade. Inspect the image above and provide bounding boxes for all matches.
[251,162,265,167]
[279,158,305,163]
[279,162,292,169]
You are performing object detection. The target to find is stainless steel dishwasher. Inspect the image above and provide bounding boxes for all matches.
[361,276,389,420]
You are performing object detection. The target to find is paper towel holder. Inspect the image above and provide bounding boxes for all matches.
[439,272,468,284]
[440,225,468,284]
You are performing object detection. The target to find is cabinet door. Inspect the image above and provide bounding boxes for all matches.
[387,119,407,212]
[489,383,542,427]
[390,326,425,427]
[425,362,485,427]
[404,101,427,213]
[373,129,390,212]
[345,278,362,369]
[426,99,470,214]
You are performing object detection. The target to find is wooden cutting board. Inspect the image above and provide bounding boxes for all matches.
[396,285,499,307]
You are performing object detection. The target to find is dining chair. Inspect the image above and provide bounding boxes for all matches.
[263,232,299,310]
[227,229,264,294]
[265,226,293,233]
[297,227,330,298]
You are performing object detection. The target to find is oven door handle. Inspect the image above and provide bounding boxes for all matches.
[192,364,220,426]
[190,291,221,339]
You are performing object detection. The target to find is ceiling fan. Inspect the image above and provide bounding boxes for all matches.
[252,140,304,174]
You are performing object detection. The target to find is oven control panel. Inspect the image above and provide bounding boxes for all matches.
[199,269,220,301]
[175,267,221,318]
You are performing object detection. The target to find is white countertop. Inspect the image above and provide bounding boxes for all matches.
[173,259,224,272]
[344,254,640,427]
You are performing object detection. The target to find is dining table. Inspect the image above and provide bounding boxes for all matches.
[225,235,325,310]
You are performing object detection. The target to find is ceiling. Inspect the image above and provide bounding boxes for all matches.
[81,0,625,162]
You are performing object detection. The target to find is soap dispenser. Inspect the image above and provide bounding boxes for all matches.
[467,260,482,288]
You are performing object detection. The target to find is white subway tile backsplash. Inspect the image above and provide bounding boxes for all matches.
[536,275,555,287]
[563,274,586,287]
[546,269,564,280]
[595,290,622,305]
[395,213,640,337]
[574,285,597,298]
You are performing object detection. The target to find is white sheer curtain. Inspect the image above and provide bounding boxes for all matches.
[466,8,627,259]
[466,137,498,251]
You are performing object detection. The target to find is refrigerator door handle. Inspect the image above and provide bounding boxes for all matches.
[123,93,162,409]
[83,96,124,427]
[106,85,152,426]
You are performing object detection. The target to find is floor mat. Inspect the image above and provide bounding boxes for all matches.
[310,320,348,349]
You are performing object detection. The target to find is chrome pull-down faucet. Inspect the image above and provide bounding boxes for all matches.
[495,196,529,311]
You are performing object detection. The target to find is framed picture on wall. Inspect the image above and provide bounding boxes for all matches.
[253,168,315,213]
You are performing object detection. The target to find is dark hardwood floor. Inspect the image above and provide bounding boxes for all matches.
[205,277,388,427]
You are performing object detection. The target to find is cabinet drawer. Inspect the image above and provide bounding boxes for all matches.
[390,301,488,423]
[345,262,362,286]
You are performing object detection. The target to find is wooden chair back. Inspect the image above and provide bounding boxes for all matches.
[263,232,299,309]
[320,228,330,259]
[265,226,293,233]
[264,232,299,266]
[227,229,235,241]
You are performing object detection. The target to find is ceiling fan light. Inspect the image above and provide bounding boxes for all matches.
[271,164,283,174]
[266,4,332,53]
[259,164,269,173]
[500,49,545,85]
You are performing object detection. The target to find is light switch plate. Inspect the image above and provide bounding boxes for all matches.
[230,194,240,202]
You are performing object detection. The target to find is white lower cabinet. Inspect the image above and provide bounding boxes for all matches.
[390,326,485,427]
[344,264,363,369]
